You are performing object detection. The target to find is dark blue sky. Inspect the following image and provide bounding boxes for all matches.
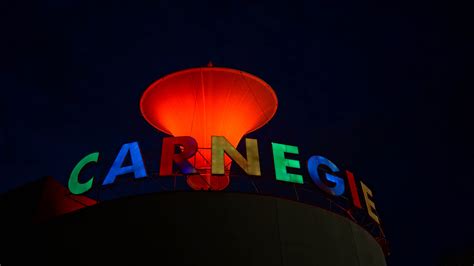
[1,1,472,265]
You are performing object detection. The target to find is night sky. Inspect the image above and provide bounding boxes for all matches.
[1,1,472,265]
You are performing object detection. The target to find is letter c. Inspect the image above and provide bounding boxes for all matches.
[68,152,99,195]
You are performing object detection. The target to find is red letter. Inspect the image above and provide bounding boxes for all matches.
[346,170,362,209]
[159,136,198,176]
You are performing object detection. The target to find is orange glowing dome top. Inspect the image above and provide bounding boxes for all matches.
[140,64,278,190]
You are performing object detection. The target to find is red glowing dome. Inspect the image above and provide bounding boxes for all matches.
[140,65,278,190]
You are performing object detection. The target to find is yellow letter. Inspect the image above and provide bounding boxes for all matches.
[211,136,261,176]
[361,181,380,224]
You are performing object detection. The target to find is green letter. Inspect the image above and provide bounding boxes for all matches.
[68,152,99,195]
[271,143,303,184]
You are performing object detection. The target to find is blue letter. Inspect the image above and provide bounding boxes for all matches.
[307,156,344,196]
[102,142,147,185]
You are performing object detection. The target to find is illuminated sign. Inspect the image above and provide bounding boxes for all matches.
[68,136,381,224]
[64,65,382,227]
